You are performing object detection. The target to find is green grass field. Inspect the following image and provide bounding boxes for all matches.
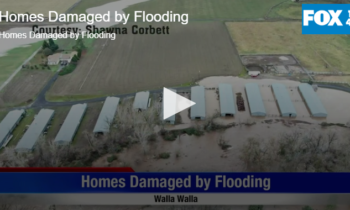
[0,41,42,88]
[124,0,285,20]
[71,0,285,19]
[56,37,95,51]
[56,38,77,50]
[69,0,119,14]
[45,94,108,102]
[268,1,345,19]
[227,22,350,73]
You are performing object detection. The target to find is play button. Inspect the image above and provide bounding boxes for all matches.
[163,87,196,120]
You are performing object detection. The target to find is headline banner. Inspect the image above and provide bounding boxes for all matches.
[1,168,350,193]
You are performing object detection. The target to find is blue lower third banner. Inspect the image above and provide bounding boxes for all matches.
[2,170,350,204]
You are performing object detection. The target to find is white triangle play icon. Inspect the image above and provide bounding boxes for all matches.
[163,87,196,120]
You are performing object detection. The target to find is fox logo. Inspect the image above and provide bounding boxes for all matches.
[303,10,343,26]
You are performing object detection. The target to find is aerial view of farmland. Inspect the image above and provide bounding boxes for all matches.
[0,0,350,209]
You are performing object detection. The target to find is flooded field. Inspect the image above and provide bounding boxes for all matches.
[95,122,349,172]
[91,76,350,172]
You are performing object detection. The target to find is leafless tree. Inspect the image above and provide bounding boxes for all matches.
[0,146,28,167]
[132,123,153,154]
[30,136,65,167]
[240,130,350,172]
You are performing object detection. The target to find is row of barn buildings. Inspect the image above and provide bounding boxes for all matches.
[189,83,327,120]
[0,83,327,152]
[0,91,153,152]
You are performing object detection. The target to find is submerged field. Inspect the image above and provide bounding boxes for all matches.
[0,0,80,14]
[226,22,350,73]
[47,22,244,97]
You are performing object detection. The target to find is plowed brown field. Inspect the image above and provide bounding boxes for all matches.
[47,22,244,97]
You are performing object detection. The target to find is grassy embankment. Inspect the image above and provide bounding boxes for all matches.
[268,0,347,19]
[0,41,42,88]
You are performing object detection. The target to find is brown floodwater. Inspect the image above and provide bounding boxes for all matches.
[93,77,350,173]
[94,123,349,172]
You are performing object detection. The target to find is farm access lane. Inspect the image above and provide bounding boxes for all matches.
[30,82,350,109]
[31,74,192,108]
[8,73,350,111]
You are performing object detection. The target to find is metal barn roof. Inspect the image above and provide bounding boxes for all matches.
[15,109,55,152]
[271,83,297,117]
[245,83,266,116]
[93,97,120,133]
[298,83,327,117]
[54,104,87,145]
[218,84,235,116]
[162,88,176,123]
[133,91,150,110]
[190,86,206,119]
[0,109,25,147]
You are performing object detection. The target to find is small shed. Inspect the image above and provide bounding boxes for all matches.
[190,86,206,120]
[133,91,150,110]
[248,71,261,77]
[218,84,235,117]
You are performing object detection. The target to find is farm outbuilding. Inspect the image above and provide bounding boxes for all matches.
[93,97,120,134]
[0,109,26,148]
[298,83,327,118]
[161,88,176,124]
[133,91,150,110]
[190,86,206,120]
[54,104,87,145]
[218,84,235,117]
[271,83,297,117]
[245,83,266,117]
[15,109,55,152]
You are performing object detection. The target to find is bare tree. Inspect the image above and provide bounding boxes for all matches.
[132,123,153,154]
[240,130,350,172]
[0,147,28,167]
